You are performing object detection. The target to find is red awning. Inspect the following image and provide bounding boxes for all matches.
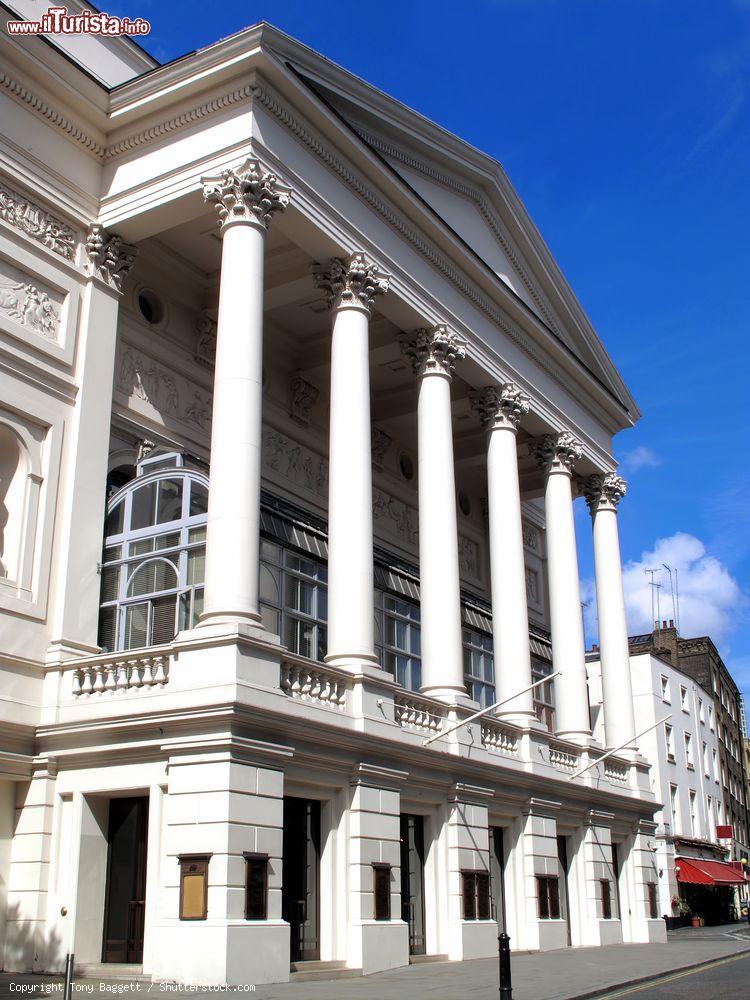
[675,857,749,885]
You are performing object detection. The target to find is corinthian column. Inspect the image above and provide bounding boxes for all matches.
[199,160,290,628]
[401,326,466,701]
[471,385,536,724]
[313,254,389,670]
[583,473,636,751]
[534,432,591,742]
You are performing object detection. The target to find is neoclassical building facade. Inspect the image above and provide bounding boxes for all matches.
[0,10,666,985]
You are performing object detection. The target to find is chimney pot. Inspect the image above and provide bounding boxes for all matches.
[663,620,667,629]
[669,619,674,628]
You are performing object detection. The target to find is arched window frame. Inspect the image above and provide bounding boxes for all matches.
[99,452,209,652]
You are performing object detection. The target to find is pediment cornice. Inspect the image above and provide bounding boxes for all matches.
[355,128,565,341]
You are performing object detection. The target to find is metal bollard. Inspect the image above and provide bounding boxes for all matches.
[63,953,74,1000]
[498,932,512,1000]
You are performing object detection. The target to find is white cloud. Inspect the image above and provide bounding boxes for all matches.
[583,532,745,644]
[617,445,661,474]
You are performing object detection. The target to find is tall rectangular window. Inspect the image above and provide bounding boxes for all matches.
[600,879,612,919]
[536,875,560,919]
[670,783,679,830]
[375,590,421,691]
[647,882,658,919]
[665,724,675,761]
[684,732,694,769]
[462,629,495,707]
[259,541,328,661]
[689,790,698,836]
[461,871,491,920]
[373,864,391,921]
[532,659,556,732]
[244,853,268,920]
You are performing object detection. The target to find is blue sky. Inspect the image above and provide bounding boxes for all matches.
[109,1,750,702]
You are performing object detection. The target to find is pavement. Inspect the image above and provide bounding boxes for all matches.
[0,924,748,1000]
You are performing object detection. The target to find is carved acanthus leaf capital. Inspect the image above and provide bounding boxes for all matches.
[85,224,137,293]
[202,159,290,232]
[470,383,529,432]
[312,253,389,312]
[400,324,466,379]
[533,431,583,476]
[582,472,627,514]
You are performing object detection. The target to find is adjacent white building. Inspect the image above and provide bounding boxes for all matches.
[589,647,745,922]
[0,8,667,986]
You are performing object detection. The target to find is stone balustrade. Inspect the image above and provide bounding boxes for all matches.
[280,662,348,709]
[548,740,580,772]
[394,693,445,734]
[603,758,630,785]
[72,652,170,695]
[481,719,520,756]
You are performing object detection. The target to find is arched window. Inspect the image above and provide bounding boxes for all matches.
[0,423,29,585]
[98,452,208,652]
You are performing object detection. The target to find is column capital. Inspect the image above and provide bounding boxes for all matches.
[400,324,466,379]
[470,383,529,432]
[533,431,583,476]
[84,224,136,293]
[582,472,627,514]
[202,158,290,232]
[312,252,389,313]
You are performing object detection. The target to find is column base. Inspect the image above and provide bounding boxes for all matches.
[325,651,381,673]
[554,729,596,747]
[420,684,473,705]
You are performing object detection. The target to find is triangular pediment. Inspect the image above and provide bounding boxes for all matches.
[265,33,636,416]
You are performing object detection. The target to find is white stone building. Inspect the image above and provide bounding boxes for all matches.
[589,649,746,923]
[0,8,667,985]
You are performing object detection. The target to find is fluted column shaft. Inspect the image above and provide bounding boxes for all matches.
[535,433,591,742]
[199,160,289,627]
[584,474,636,750]
[402,327,466,701]
[314,255,388,668]
[472,386,536,722]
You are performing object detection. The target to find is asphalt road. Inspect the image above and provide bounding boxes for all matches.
[596,950,750,999]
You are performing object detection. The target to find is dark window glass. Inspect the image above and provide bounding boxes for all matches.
[647,882,658,919]
[461,871,491,921]
[131,482,157,530]
[601,879,612,919]
[373,864,391,921]
[244,854,268,920]
[537,875,560,919]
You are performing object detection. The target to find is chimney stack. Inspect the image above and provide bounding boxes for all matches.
[669,619,674,629]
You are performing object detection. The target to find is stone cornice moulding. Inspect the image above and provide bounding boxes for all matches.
[0,70,106,158]
[356,129,564,338]
[105,84,256,161]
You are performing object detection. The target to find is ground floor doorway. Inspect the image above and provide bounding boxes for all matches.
[489,827,507,932]
[282,797,321,963]
[557,835,573,947]
[400,814,426,956]
[102,796,149,964]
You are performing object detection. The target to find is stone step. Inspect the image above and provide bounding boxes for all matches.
[409,954,450,964]
[289,960,362,982]
[75,963,150,982]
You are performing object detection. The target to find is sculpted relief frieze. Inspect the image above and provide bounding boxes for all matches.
[0,258,62,341]
[115,343,213,432]
[522,521,539,551]
[0,182,76,260]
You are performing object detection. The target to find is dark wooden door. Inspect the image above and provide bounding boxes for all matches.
[557,835,572,947]
[102,797,149,963]
[490,827,507,932]
[282,797,320,962]
[400,814,426,956]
